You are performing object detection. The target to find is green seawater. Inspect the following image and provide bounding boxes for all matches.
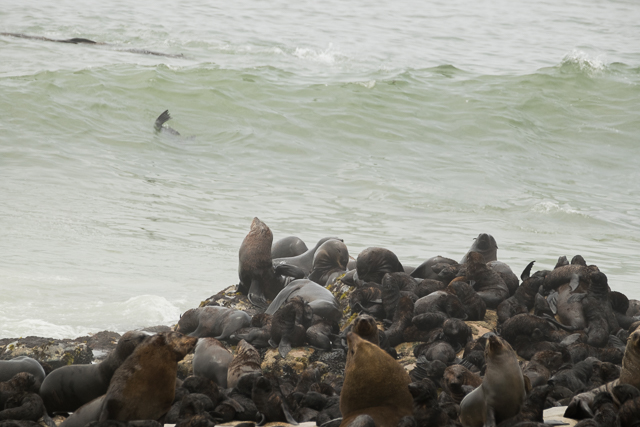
[1,0,639,337]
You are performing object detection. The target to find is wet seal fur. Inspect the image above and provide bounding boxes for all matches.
[98,331,197,421]
[339,332,413,427]
[40,330,147,413]
[460,233,498,264]
[192,337,233,389]
[459,333,525,427]
[0,357,46,392]
[176,306,251,340]
[226,340,261,390]
[238,217,283,308]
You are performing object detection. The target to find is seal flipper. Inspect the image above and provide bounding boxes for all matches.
[278,337,293,358]
[520,261,535,281]
[99,397,122,421]
[281,403,298,425]
[547,291,558,314]
[569,273,580,292]
[275,263,305,280]
[154,110,171,131]
[248,279,269,309]
[484,405,497,427]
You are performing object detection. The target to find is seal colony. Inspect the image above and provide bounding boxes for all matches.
[2,217,640,427]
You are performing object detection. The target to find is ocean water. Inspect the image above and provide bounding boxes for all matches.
[1,0,639,339]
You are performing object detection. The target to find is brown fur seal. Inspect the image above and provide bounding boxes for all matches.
[460,233,498,264]
[355,247,404,284]
[265,279,342,323]
[459,333,525,427]
[192,337,233,389]
[308,239,349,286]
[270,296,313,357]
[271,236,308,259]
[238,217,283,308]
[0,357,45,392]
[272,237,341,276]
[40,331,147,413]
[98,331,197,421]
[176,306,251,340]
[351,314,380,346]
[442,365,482,404]
[226,340,261,390]
[410,256,458,280]
[340,332,413,427]
[457,252,509,309]
[565,326,640,418]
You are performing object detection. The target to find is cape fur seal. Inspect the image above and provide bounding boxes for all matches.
[565,325,640,418]
[308,239,349,286]
[192,337,233,389]
[176,306,251,340]
[0,357,46,392]
[226,340,262,390]
[238,217,283,308]
[271,236,308,259]
[272,237,341,277]
[460,233,498,264]
[355,247,404,284]
[340,332,413,427]
[265,279,341,323]
[98,331,197,421]
[459,333,525,427]
[40,330,147,412]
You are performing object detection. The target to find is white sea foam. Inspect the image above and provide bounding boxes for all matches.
[292,43,347,65]
[532,201,582,215]
[561,50,607,73]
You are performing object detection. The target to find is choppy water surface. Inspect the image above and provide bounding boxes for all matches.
[1,0,639,338]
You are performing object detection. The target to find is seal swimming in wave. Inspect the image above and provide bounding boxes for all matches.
[154,110,181,136]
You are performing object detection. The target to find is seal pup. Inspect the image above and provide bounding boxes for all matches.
[192,337,233,389]
[0,357,46,392]
[457,252,509,309]
[176,306,251,340]
[252,376,298,425]
[339,332,413,427]
[565,325,640,418]
[460,233,498,264]
[271,236,308,259]
[226,340,261,390]
[98,331,197,421]
[409,256,458,280]
[459,333,525,427]
[265,279,341,323]
[238,217,283,308]
[40,331,147,413]
[269,296,313,357]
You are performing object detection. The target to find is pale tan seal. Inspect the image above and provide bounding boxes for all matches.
[459,333,526,427]
[339,332,413,427]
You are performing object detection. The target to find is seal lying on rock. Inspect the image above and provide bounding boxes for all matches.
[459,333,525,427]
[0,357,46,393]
[271,236,308,259]
[339,332,413,427]
[176,306,251,340]
[265,279,342,323]
[192,337,233,389]
[40,331,147,413]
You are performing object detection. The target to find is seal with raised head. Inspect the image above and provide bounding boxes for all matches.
[226,340,262,390]
[238,217,283,308]
[460,233,498,264]
[40,330,148,413]
[459,333,525,427]
[192,337,233,389]
[98,331,198,422]
[339,332,413,427]
[176,306,251,340]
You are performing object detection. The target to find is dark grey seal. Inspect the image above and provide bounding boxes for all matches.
[460,233,498,264]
